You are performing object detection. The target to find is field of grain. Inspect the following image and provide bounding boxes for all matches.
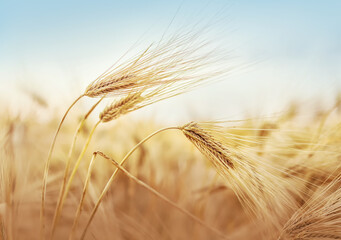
[1,87,340,240]
[1,4,341,239]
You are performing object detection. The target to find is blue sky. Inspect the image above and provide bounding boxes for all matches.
[1,0,340,122]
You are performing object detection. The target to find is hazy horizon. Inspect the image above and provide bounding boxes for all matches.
[1,0,340,123]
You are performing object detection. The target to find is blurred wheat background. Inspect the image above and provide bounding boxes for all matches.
[1,1,341,240]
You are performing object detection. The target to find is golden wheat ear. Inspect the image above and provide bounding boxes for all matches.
[179,121,303,233]
[40,94,84,238]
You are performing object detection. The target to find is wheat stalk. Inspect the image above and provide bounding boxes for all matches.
[49,96,105,238]
[79,151,229,240]
[51,91,155,233]
[51,87,176,235]
[51,91,141,232]
[40,94,84,239]
[79,126,179,239]
[69,153,98,240]
[49,120,100,239]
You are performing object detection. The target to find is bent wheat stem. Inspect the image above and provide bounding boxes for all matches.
[51,96,105,239]
[41,94,84,239]
[94,151,229,240]
[80,126,179,239]
[50,120,100,238]
[69,153,98,240]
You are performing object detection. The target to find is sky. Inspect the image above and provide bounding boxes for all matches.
[1,0,341,123]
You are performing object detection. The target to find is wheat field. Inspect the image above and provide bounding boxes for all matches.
[1,97,340,239]
[1,11,341,240]
[1,74,341,240]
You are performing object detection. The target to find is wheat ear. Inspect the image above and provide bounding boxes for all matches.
[40,94,84,239]
[180,121,305,232]
[181,122,235,169]
[99,92,144,122]
[80,126,179,239]
[50,96,105,239]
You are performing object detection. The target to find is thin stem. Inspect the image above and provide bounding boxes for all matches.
[95,151,229,240]
[41,94,84,240]
[69,153,98,240]
[51,97,104,239]
[50,120,100,238]
[80,126,179,239]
